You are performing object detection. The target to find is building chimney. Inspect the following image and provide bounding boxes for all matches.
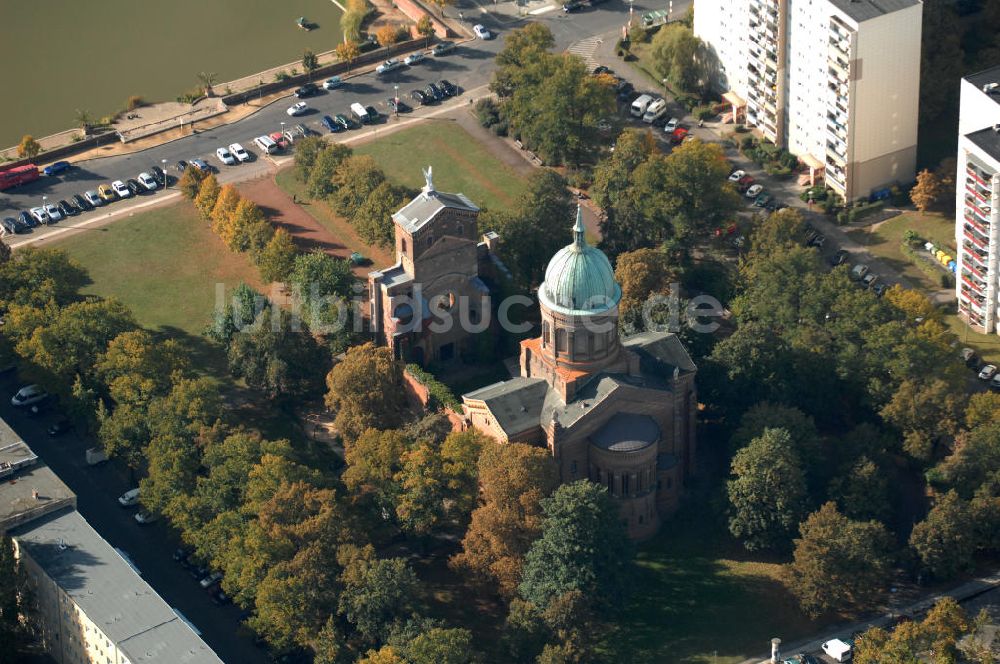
[31,488,39,500]
[771,638,782,663]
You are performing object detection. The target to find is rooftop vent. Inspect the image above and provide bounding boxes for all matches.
[994,123,1000,134]
[984,82,999,94]
[57,538,67,551]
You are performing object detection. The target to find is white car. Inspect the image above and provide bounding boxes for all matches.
[376,59,403,75]
[199,571,223,588]
[137,172,158,191]
[286,102,308,116]
[474,24,492,39]
[822,639,853,663]
[29,207,50,224]
[11,384,48,407]
[134,511,159,525]
[43,203,63,221]
[229,143,250,162]
[979,364,997,381]
[215,147,236,166]
[112,180,131,198]
[728,169,745,182]
[664,117,679,132]
[84,190,103,207]
[404,52,425,66]
[118,488,140,507]
[745,184,764,198]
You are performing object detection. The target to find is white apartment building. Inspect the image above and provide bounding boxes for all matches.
[695,0,922,201]
[954,65,1000,333]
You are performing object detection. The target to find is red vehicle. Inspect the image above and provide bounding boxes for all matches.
[0,164,40,191]
[670,127,689,144]
[268,132,289,150]
[737,174,755,192]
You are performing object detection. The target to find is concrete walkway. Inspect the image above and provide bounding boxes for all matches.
[736,570,1000,664]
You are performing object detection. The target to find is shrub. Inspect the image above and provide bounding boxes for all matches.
[847,200,885,223]
[567,167,592,189]
[740,136,755,151]
[405,364,460,410]
[475,98,500,128]
[491,119,509,136]
[693,105,715,121]
[941,273,955,288]
[274,71,290,82]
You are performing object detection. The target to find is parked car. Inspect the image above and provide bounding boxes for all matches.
[286,102,308,116]
[112,180,131,198]
[745,184,764,199]
[118,488,140,507]
[432,40,456,56]
[1,218,17,235]
[11,384,48,407]
[190,159,210,172]
[43,160,72,176]
[216,146,236,166]
[137,172,158,191]
[19,211,38,228]
[861,272,878,289]
[563,0,583,11]
[830,249,849,266]
[210,588,232,605]
[85,190,104,206]
[199,571,223,589]
[438,80,457,96]
[754,193,773,208]
[872,283,888,297]
[727,169,746,183]
[57,199,78,217]
[365,105,380,122]
[150,165,165,183]
[43,203,63,221]
[991,374,1000,391]
[73,193,94,211]
[850,264,869,280]
[134,511,159,525]
[404,52,425,66]
[125,179,143,196]
[321,115,341,133]
[411,89,429,105]
[376,59,403,75]
[334,114,353,130]
[175,160,188,172]
[425,83,444,101]
[323,76,343,90]
[821,639,853,663]
[664,117,680,132]
[173,547,192,564]
[29,207,50,224]
[978,364,997,381]
[228,143,250,163]
[474,24,492,39]
[961,347,980,368]
[47,417,73,436]
[808,233,826,247]
[294,124,309,138]
[294,83,319,98]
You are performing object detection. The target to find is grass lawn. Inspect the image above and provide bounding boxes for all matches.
[51,201,265,384]
[603,498,821,664]
[846,210,956,293]
[945,314,1000,366]
[355,122,529,211]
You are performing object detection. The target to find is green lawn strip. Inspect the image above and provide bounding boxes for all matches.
[355,122,528,211]
[945,314,1000,366]
[846,211,957,292]
[604,501,822,664]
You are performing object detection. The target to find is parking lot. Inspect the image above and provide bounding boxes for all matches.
[0,371,270,664]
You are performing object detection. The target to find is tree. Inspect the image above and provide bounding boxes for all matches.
[337,544,420,644]
[0,241,9,266]
[0,536,30,655]
[332,155,386,216]
[519,481,633,613]
[293,136,334,184]
[376,25,400,53]
[218,198,271,253]
[194,174,221,219]
[75,108,93,135]
[17,135,41,159]
[302,49,319,81]
[965,392,1000,430]
[307,142,353,200]
[343,428,410,523]
[227,307,328,400]
[934,157,958,214]
[335,40,362,74]
[395,441,449,538]
[325,343,406,443]
[178,165,207,198]
[357,647,406,664]
[727,428,810,551]
[206,282,269,345]
[788,502,894,618]
[407,628,479,664]
[0,247,88,307]
[910,169,943,212]
[929,423,1000,498]
[210,184,242,235]
[452,442,560,598]
[256,229,298,283]
[289,250,355,328]
[651,23,712,94]
[828,456,892,523]
[881,378,965,463]
[353,181,408,247]
[613,247,674,315]
[492,23,557,98]
[197,71,218,95]
[909,490,976,580]
[416,15,435,47]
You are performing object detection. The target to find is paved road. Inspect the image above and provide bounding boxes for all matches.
[0,0,675,246]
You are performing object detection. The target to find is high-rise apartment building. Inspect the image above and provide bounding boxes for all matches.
[955,66,1000,333]
[695,0,923,200]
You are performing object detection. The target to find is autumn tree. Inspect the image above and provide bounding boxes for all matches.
[909,490,976,580]
[210,184,242,235]
[727,428,809,551]
[614,247,674,315]
[787,502,894,617]
[407,627,479,664]
[910,169,943,212]
[293,136,334,183]
[519,481,633,613]
[353,181,409,247]
[206,282,269,346]
[336,40,362,74]
[343,428,411,526]
[179,164,208,198]
[307,142,353,200]
[325,343,406,443]
[965,392,1000,430]
[337,544,420,645]
[256,229,298,283]
[194,174,221,219]
[289,250,355,329]
[828,456,892,523]
[651,23,713,94]
[333,155,386,216]
[881,378,965,463]
[17,135,41,159]
[376,24,400,52]
[452,442,559,598]
[220,198,271,253]
[416,15,435,47]
[302,49,319,81]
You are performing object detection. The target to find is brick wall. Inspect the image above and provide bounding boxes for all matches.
[393,0,453,38]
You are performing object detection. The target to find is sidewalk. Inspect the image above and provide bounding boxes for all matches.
[736,570,1000,664]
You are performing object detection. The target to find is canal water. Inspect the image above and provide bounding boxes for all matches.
[0,0,343,149]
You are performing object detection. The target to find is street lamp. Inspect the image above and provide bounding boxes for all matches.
[41,195,47,224]
[280,121,286,138]
[662,78,668,98]
[394,84,399,117]
[162,159,168,188]
[629,0,634,19]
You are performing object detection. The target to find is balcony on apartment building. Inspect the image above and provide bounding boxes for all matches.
[965,195,993,221]
[959,286,987,309]
[966,163,993,185]
[964,227,990,251]
[966,179,992,204]
[963,246,989,272]
[965,209,992,238]
[828,58,850,82]
[959,301,986,328]
[961,269,987,292]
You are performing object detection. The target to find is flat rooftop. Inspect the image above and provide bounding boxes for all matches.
[828,0,920,23]
[967,126,1000,166]
[11,508,224,664]
[0,418,75,533]
[966,64,1000,98]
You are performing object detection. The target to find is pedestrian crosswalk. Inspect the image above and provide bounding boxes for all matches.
[566,36,603,71]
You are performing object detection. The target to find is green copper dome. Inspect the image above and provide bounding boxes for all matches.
[539,207,621,315]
